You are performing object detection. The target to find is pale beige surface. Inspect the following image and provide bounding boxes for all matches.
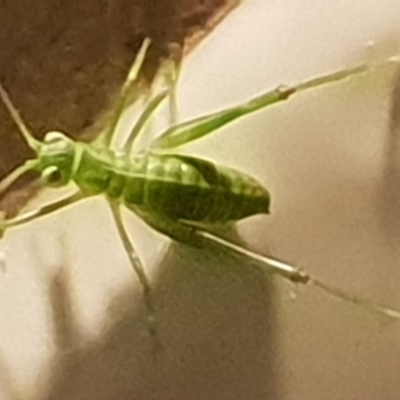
[1,0,400,399]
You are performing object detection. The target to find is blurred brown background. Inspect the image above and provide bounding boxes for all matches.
[0,0,239,213]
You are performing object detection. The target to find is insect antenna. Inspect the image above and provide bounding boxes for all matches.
[0,82,41,198]
[0,82,40,151]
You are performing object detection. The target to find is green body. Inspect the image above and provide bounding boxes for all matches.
[64,144,270,224]
[1,39,397,335]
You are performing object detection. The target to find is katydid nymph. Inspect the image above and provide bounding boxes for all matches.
[0,38,399,343]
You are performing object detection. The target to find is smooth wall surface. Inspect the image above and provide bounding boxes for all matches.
[1,1,400,399]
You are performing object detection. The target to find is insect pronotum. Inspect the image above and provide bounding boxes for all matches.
[0,39,399,342]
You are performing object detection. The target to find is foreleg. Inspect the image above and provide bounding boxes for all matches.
[108,200,159,343]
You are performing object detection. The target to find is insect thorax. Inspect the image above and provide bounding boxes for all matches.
[72,148,270,223]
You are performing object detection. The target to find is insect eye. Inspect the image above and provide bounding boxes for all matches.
[42,166,63,187]
[44,131,66,144]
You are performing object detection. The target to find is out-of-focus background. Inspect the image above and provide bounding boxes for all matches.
[1,0,400,399]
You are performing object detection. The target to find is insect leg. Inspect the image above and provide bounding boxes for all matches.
[164,42,183,126]
[0,192,83,237]
[134,209,198,245]
[98,38,152,149]
[122,89,169,153]
[137,212,400,320]
[152,63,373,150]
[107,201,158,341]
[122,50,183,154]
[138,211,308,282]
[195,230,400,319]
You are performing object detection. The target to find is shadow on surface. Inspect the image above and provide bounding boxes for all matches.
[377,67,400,247]
[24,239,279,400]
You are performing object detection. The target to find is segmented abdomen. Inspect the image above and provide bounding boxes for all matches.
[73,147,270,223]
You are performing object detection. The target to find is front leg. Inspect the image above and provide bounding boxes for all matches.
[108,201,160,347]
[0,192,84,238]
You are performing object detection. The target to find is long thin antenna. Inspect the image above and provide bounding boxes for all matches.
[0,83,40,150]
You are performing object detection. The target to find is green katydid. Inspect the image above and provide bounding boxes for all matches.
[0,38,399,342]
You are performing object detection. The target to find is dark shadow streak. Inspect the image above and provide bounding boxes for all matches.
[376,67,400,248]
[29,234,279,400]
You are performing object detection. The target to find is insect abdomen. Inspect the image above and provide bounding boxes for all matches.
[73,149,270,223]
[122,153,270,223]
